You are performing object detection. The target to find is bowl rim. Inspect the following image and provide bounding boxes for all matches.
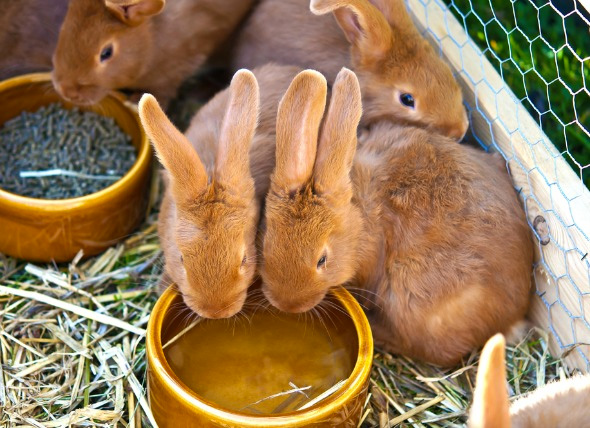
[146,285,374,426]
[0,72,150,211]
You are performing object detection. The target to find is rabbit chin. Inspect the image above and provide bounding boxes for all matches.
[431,111,469,142]
[262,288,327,314]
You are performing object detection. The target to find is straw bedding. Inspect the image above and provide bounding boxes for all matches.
[0,229,567,427]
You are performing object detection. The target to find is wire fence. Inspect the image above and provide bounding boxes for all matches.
[403,0,590,370]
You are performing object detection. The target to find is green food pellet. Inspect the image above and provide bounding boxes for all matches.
[0,103,137,199]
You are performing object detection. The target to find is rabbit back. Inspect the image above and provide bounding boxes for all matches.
[231,0,348,82]
[355,124,533,365]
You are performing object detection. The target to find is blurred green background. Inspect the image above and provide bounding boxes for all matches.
[444,0,589,187]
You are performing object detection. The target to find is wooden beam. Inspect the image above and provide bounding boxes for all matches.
[404,0,590,371]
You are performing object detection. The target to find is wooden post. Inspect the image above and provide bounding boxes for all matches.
[404,0,590,370]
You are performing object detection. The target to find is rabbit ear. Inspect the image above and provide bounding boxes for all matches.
[365,0,416,31]
[105,0,165,26]
[313,68,361,196]
[469,334,511,428]
[310,0,393,66]
[214,69,259,194]
[273,70,327,192]
[138,94,207,205]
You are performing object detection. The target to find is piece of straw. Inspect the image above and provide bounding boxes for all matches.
[244,385,312,410]
[19,169,121,181]
[0,285,145,336]
[100,344,158,428]
[162,319,202,350]
[387,395,444,426]
[298,379,347,411]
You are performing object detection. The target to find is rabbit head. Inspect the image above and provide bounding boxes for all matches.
[261,68,363,313]
[139,70,260,319]
[311,0,468,141]
[52,0,164,105]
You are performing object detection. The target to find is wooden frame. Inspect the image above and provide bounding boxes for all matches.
[404,0,590,370]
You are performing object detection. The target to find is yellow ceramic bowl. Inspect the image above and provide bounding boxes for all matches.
[147,286,374,427]
[0,73,152,262]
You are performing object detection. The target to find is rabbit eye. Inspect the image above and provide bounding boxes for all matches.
[317,254,327,269]
[100,45,114,63]
[400,93,415,109]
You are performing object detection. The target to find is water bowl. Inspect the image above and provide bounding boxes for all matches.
[146,285,373,427]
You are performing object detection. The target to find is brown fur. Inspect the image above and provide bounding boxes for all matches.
[52,0,255,106]
[0,0,68,80]
[139,64,303,318]
[262,68,364,312]
[274,70,328,192]
[469,334,590,428]
[231,0,468,141]
[261,69,533,365]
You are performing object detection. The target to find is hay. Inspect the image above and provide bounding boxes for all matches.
[0,210,569,427]
[0,212,161,427]
[361,328,567,427]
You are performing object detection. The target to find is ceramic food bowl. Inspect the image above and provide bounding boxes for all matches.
[0,73,152,262]
[146,285,374,427]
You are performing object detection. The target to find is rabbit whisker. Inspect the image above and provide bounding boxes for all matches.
[312,307,333,343]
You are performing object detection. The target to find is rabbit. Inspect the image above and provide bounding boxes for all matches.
[0,0,68,80]
[52,0,255,107]
[469,334,590,428]
[138,64,304,319]
[231,0,469,141]
[260,67,533,366]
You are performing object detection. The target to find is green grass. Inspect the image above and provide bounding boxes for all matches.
[444,0,589,187]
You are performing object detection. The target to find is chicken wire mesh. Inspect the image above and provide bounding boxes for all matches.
[402,0,590,369]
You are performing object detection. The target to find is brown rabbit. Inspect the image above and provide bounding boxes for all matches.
[52,0,254,106]
[138,64,303,318]
[0,0,68,80]
[261,67,532,366]
[469,334,590,428]
[231,0,468,141]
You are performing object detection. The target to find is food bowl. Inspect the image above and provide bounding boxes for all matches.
[146,286,373,427]
[0,73,152,262]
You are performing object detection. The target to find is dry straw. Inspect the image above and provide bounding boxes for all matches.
[0,212,161,427]
[0,202,569,426]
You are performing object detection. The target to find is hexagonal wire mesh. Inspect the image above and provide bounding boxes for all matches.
[402,0,590,370]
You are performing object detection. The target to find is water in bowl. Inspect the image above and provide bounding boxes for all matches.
[163,310,355,415]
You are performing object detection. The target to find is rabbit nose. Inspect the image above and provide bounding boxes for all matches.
[272,297,317,314]
[195,301,241,319]
[455,111,470,141]
[52,80,65,96]
[450,125,467,142]
[52,75,86,102]
[199,307,238,319]
[54,81,80,101]
[441,119,468,142]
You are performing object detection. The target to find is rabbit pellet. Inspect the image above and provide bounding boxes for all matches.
[0,103,135,199]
